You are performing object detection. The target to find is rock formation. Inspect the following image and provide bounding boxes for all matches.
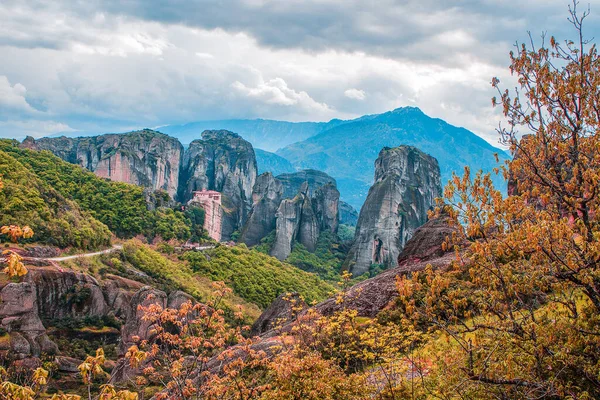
[344,146,442,276]
[239,173,283,246]
[240,169,340,258]
[0,266,147,360]
[276,169,337,200]
[180,130,257,240]
[253,211,459,340]
[24,130,183,198]
[251,292,306,336]
[313,183,339,233]
[397,209,458,270]
[270,183,310,260]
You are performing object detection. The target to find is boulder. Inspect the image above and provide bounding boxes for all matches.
[251,292,306,336]
[118,286,167,355]
[397,209,459,270]
[56,356,82,373]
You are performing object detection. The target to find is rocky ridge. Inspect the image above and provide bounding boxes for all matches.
[24,130,183,199]
[239,170,340,260]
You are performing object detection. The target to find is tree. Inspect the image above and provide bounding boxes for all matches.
[0,177,34,278]
[398,2,600,398]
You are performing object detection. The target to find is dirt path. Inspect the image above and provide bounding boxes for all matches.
[27,244,123,262]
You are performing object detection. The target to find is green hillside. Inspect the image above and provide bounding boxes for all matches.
[183,244,336,308]
[0,140,196,241]
[0,148,111,249]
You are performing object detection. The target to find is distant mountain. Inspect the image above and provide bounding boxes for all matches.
[161,118,346,152]
[255,149,296,176]
[277,107,508,210]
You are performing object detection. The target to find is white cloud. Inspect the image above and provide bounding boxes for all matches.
[195,52,214,59]
[0,119,75,138]
[0,0,594,144]
[0,75,37,114]
[344,88,366,100]
[231,77,334,115]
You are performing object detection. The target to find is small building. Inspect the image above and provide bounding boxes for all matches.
[189,190,223,242]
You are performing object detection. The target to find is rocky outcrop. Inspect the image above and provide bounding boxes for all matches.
[397,209,459,270]
[254,213,459,338]
[240,173,283,246]
[241,169,340,257]
[338,201,359,226]
[276,169,337,200]
[251,292,306,336]
[270,187,306,260]
[180,130,257,241]
[270,182,320,260]
[118,286,167,355]
[0,281,53,359]
[25,130,184,199]
[344,146,442,276]
[313,183,339,233]
[0,266,146,360]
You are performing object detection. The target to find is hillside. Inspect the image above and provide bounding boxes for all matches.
[277,107,508,209]
[255,148,296,176]
[0,140,195,241]
[0,148,111,249]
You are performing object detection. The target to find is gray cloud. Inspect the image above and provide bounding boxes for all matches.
[0,0,598,142]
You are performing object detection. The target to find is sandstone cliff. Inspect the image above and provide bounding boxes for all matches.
[344,146,442,276]
[276,169,337,200]
[180,130,257,241]
[24,130,183,199]
[241,169,340,257]
[239,173,283,246]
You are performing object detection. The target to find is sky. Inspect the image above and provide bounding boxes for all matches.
[1,0,599,146]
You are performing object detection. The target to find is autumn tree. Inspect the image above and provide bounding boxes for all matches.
[397,2,600,398]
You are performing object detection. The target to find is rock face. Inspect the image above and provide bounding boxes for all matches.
[276,169,337,200]
[0,266,145,360]
[251,292,306,336]
[313,183,339,233]
[270,184,310,260]
[25,130,183,199]
[269,181,333,260]
[180,130,257,240]
[397,209,458,270]
[240,169,340,258]
[239,173,283,246]
[344,146,442,276]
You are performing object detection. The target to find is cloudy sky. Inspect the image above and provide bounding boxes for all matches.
[1,0,598,146]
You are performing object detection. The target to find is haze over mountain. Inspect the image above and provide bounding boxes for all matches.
[160,119,345,152]
[278,107,508,209]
